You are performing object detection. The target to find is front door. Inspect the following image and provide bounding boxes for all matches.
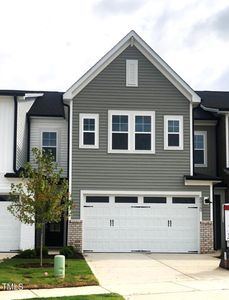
[45,219,64,247]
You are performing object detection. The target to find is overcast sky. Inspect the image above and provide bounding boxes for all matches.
[0,0,229,92]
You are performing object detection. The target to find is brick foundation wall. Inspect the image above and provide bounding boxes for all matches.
[200,221,214,253]
[67,220,82,253]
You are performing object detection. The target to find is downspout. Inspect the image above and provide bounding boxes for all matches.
[64,103,70,180]
[26,114,31,162]
[63,101,70,246]
[13,96,18,172]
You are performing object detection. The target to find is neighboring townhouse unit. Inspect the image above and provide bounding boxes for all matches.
[193,92,229,251]
[64,31,221,254]
[0,90,69,251]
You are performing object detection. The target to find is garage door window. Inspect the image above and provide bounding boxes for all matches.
[86,196,109,203]
[115,196,138,203]
[144,197,166,203]
[0,195,18,201]
[172,197,195,204]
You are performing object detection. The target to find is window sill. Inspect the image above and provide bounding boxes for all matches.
[108,150,155,154]
[79,145,99,149]
[195,164,207,168]
[164,147,183,150]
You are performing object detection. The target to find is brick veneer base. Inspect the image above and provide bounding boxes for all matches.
[200,221,214,253]
[67,219,82,253]
[67,219,214,254]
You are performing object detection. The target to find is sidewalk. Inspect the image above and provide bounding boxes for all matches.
[0,286,110,300]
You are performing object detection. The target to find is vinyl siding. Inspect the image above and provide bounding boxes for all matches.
[0,96,14,174]
[194,124,217,177]
[30,116,68,177]
[16,97,35,169]
[72,45,209,219]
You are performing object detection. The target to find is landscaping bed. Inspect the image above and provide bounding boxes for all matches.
[0,256,98,290]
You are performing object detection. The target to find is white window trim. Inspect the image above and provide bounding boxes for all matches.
[194,131,207,168]
[164,115,183,150]
[126,59,138,87]
[79,113,99,149]
[108,110,155,154]
[41,130,58,162]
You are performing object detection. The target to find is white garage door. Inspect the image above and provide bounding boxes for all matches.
[83,194,199,253]
[0,197,20,251]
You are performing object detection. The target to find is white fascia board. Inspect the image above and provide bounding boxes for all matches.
[63,31,134,100]
[64,30,200,104]
[133,39,200,104]
[80,190,202,197]
[24,93,44,99]
[185,179,221,186]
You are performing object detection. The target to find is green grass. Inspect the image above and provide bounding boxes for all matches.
[0,257,98,289]
[23,294,124,300]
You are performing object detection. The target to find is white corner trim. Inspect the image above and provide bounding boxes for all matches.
[79,113,99,149]
[194,131,207,168]
[226,114,229,168]
[69,100,73,217]
[63,30,200,104]
[164,115,183,150]
[108,110,155,154]
[190,103,193,176]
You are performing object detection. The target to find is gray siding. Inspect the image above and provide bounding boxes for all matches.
[194,124,217,176]
[72,45,209,219]
[16,97,35,169]
[30,115,68,177]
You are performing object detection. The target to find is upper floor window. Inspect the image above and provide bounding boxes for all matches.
[194,131,207,167]
[108,110,155,153]
[42,131,57,161]
[164,116,183,150]
[126,60,138,87]
[79,113,99,149]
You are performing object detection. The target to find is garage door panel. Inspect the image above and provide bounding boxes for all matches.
[0,202,20,251]
[83,194,199,253]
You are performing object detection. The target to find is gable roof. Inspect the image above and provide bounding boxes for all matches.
[27,92,65,118]
[196,91,229,111]
[64,30,200,104]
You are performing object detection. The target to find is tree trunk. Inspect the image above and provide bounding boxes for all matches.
[40,225,43,267]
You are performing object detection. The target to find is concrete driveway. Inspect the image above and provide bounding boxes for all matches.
[85,253,229,299]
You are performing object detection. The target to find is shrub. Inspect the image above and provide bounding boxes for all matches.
[35,247,49,258]
[60,246,77,258]
[16,249,36,258]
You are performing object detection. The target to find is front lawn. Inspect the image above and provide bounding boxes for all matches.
[24,294,124,300]
[0,257,98,290]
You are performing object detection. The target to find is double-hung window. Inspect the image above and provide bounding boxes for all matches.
[79,114,99,148]
[164,116,183,150]
[194,131,207,167]
[108,110,155,153]
[112,114,129,150]
[42,131,57,161]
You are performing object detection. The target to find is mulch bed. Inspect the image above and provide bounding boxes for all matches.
[16,263,54,268]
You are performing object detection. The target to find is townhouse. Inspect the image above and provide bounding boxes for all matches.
[0,31,228,254]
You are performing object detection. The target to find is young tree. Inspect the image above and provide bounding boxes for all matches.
[8,148,72,267]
